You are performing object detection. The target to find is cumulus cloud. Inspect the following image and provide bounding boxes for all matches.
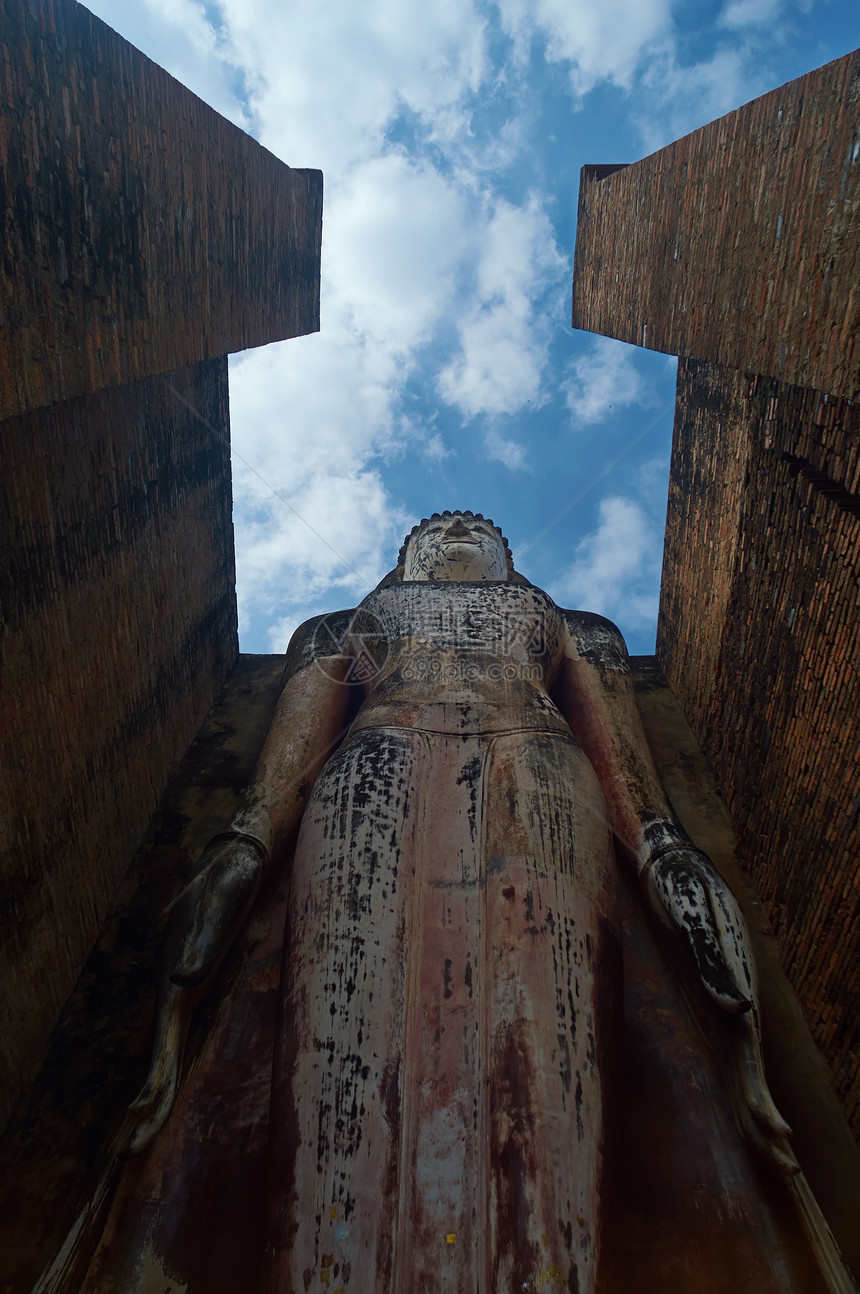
[325,154,472,354]
[496,0,673,94]
[422,433,453,463]
[229,330,394,487]
[633,35,784,152]
[84,0,251,127]
[439,307,548,419]
[227,326,407,632]
[218,0,488,173]
[233,463,406,626]
[565,337,655,427]
[265,611,311,655]
[483,426,529,470]
[491,0,783,155]
[720,0,783,29]
[438,195,566,420]
[551,495,664,632]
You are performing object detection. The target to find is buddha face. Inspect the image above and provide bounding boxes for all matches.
[404,513,509,582]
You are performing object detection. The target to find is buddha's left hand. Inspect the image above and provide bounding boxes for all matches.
[645,845,754,1013]
[645,845,799,1175]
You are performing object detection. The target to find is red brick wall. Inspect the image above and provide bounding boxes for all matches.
[658,358,860,1133]
[0,0,322,420]
[572,50,860,402]
[0,358,237,1128]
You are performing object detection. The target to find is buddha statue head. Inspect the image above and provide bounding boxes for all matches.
[400,511,514,582]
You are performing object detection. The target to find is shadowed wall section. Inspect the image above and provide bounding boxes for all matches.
[658,360,860,1130]
[571,48,860,1138]
[0,0,322,1131]
[1,658,855,1290]
[0,359,236,1131]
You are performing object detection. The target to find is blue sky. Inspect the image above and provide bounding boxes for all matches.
[85,0,857,654]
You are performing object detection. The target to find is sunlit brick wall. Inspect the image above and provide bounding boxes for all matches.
[572,50,860,402]
[0,0,322,421]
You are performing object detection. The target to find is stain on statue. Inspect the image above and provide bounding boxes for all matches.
[48,512,851,1293]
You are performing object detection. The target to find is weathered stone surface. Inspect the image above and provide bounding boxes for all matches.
[2,656,854,1292]
[657,358,860,1139]
[633,658,860,1276]
[0,358,237,1133]
[0,0,322,420]
[572,50,860,401]
[68,513,835,1291]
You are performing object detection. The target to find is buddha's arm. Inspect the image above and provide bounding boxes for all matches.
[224,615,357,866]
[555,609,797,1174]
[126,616,354,1155]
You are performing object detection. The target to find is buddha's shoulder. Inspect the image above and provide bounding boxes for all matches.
[554,608,629,671]
[281,608,358,681]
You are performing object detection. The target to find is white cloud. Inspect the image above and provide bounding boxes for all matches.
[439,306,549,418]
[475,194,561,304]
[265,612,309,655]
[633,38,779,152]
[230,331,393,484]
[496,0,672,94]
[233,462,409,637]
[438,195,566,420]
[483,426,529,470]
[325,154,472,354]
[83,0,251,128]
[565,337,654,427]
[719,0,782,29]
[218,0,488,173]
[227,326,406,627]
[491,0,780,156]
[551,495,663,633]
[422,433,453,463]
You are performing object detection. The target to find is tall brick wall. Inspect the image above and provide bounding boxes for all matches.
[571,48,860,1138]
[572,50,860,401]
[0,0,322,420]
[0,358,237,1129]
[657,358,860,1132]
[0,0,323,1133]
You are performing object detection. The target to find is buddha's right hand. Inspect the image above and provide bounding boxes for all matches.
[124,834,267,1156]
[168,833,268,987]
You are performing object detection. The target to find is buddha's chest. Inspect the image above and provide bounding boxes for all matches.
[357,583,565,668]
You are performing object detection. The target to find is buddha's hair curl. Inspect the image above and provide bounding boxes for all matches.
[397,511,515,573]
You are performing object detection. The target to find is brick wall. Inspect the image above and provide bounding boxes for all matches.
[0,358,237,1129]
[658,358,860,1132]
[0,0,322,420]
[0,0,323,1134]
[572,50,860,401]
